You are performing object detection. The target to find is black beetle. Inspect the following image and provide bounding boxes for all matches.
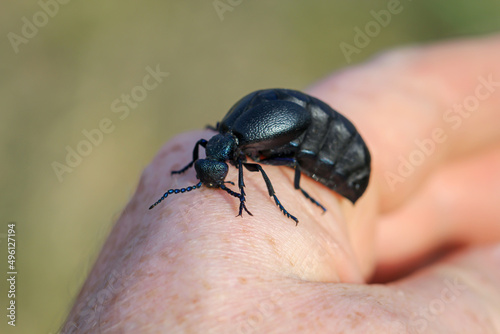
[149,89,371,224]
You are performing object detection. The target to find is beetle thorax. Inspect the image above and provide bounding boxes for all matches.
[205,133,237,161]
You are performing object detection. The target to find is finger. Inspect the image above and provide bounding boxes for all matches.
[374,145,500,281]
[388,244,500,333]
[308,35,500,279]
[234,244,500,333]
[309,34,500,212]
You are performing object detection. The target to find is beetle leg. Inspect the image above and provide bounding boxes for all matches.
[255,157,327,212]
[220,184,252,217]
[294,166,326,212]
[205,122,220,131]
[234,158,249,215]
[238,159,246,196]
[171,139,208,175]
[243,163,299,225]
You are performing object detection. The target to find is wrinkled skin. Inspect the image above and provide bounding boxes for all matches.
[64,35,500,333]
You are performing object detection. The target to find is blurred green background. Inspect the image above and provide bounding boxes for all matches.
[1,1,499,333]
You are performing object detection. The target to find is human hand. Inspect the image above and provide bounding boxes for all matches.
[64,34,500,333]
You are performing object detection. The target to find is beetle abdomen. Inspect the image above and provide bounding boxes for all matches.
[294,95,370,203]
[223,89,371,204]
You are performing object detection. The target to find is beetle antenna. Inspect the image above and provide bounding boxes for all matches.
[149,182,203,210]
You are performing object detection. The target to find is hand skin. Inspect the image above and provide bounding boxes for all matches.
[63,35,500,333]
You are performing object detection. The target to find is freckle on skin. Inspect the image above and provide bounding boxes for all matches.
[464,309,481,327]
[238,277,247,284]
[345,311,365,329]
[176,314,186,325]
[267,236,277,248]
[160,251,170,260]
[267,235,282,259]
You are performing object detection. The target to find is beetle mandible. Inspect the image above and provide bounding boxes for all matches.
[149,88,371,225]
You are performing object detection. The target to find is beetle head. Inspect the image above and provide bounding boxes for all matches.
[195,159,228,187]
